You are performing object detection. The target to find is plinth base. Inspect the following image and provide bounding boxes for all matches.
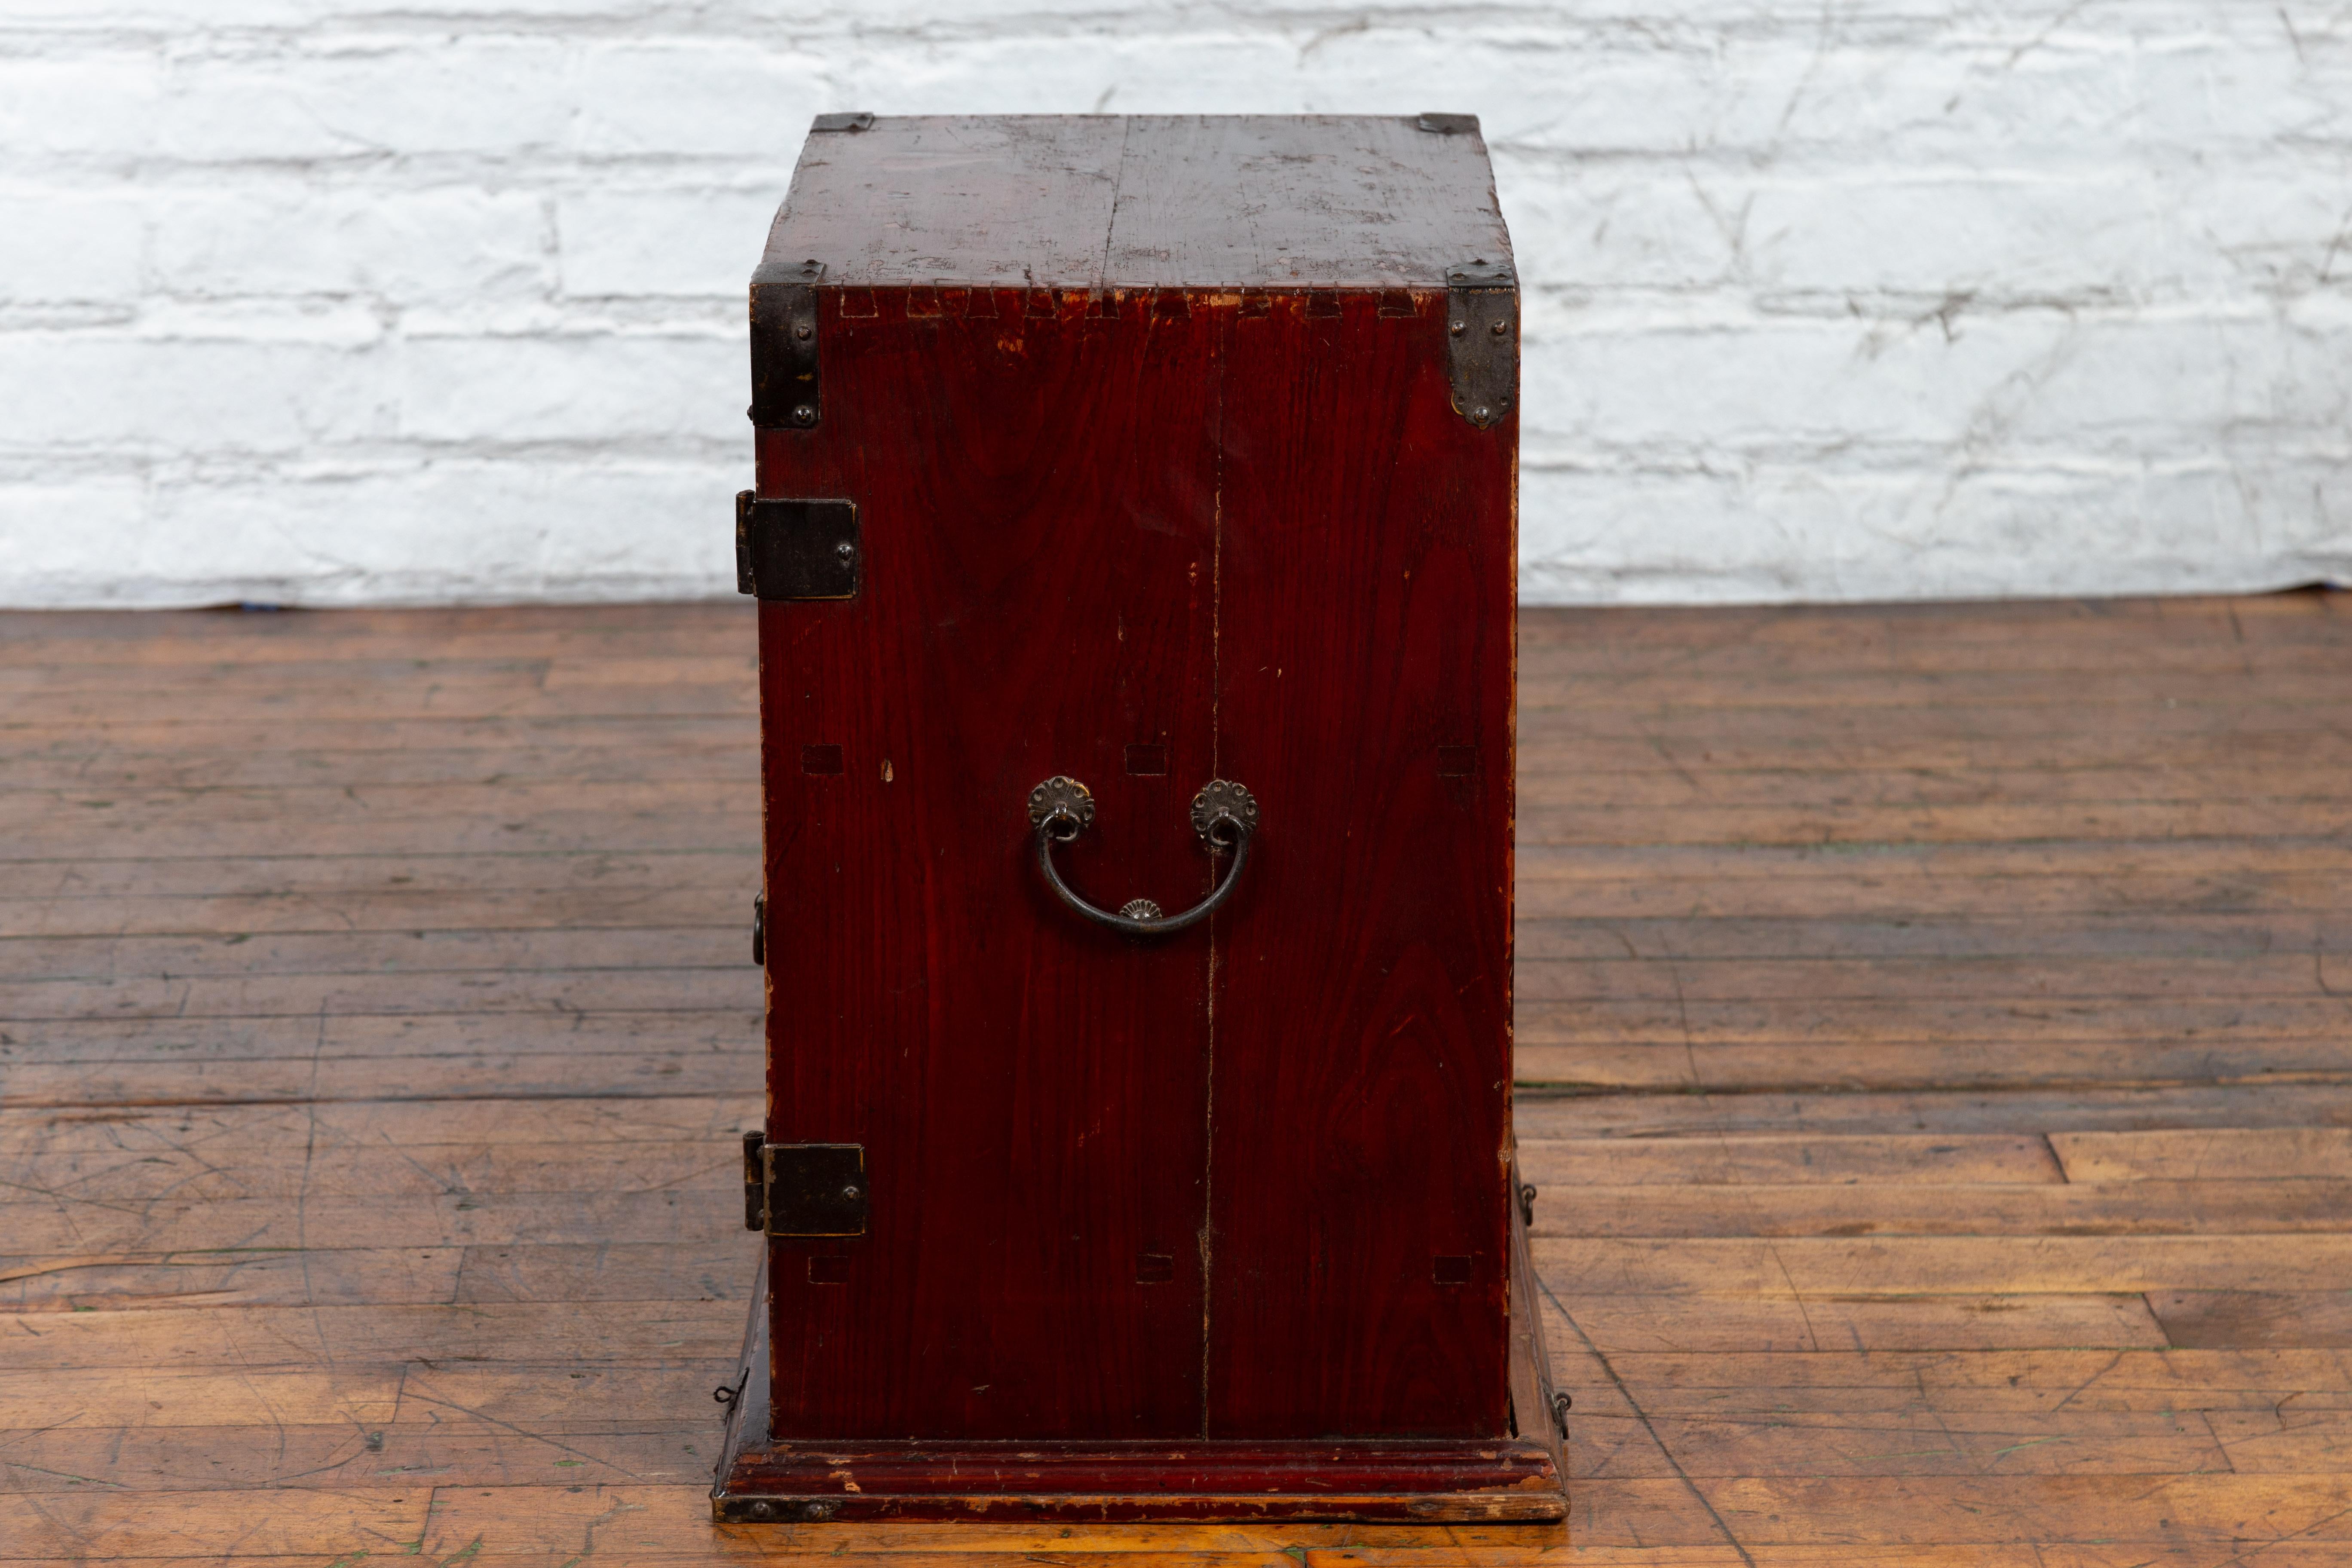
[711,1180,1567,1524]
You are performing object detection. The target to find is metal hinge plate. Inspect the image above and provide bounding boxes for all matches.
[742,1133,869,1237]
[735,494,861,600]
[1415,112,1481,135]
[749,257,823,429]
[812,111,874,133]
[1446,258,1518,431]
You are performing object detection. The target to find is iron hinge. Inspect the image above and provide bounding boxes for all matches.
[735,494,861,600]
[742,1133,869,1237]
[749,257,823,429]
[1415,112,1481,135]
[1446,258,1517,431]
[812,111,874,133]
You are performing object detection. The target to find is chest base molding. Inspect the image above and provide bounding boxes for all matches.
[711,1211,1566,1525]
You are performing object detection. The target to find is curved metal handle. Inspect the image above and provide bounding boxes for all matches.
[1026,775,1258,937]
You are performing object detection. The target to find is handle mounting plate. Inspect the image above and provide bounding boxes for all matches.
[1027,775,1096,837]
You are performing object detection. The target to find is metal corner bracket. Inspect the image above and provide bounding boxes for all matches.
[735,493,861,601]
[1445,258,1518,431]
[750,257,824,430]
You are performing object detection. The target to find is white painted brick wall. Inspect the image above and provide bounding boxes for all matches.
[2,2,2347,608]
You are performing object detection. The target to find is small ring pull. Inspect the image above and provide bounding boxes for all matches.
[1026,775,1258,937]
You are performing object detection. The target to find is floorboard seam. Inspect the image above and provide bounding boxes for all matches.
[1536,1271,1758,1567]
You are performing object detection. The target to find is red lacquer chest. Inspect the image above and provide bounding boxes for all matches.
[713,113,1562,1523]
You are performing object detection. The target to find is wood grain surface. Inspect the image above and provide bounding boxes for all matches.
[5,590,2351,1564]
[749,275,1517,1451]
[766,115,1513,290]
[753,285,1225,1442]
[1208,288,1514,1438]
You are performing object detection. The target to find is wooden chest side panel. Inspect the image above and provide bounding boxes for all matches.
[1206,292,1516,1438]
[756,290,1224,1440]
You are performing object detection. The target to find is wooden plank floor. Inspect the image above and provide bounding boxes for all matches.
[4,592,2349,1565]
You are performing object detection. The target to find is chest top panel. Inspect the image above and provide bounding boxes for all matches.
[763,115,1513,291]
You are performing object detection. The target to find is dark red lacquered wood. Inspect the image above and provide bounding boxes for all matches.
[738,113,1539,1512]
[756,288,1224,1439]
[713,1231,1565,1522]
[729,1443,1559,1495]
[1207,290,1517,1438]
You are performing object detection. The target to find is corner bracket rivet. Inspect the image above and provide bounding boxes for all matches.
[1444,257,1517,431]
